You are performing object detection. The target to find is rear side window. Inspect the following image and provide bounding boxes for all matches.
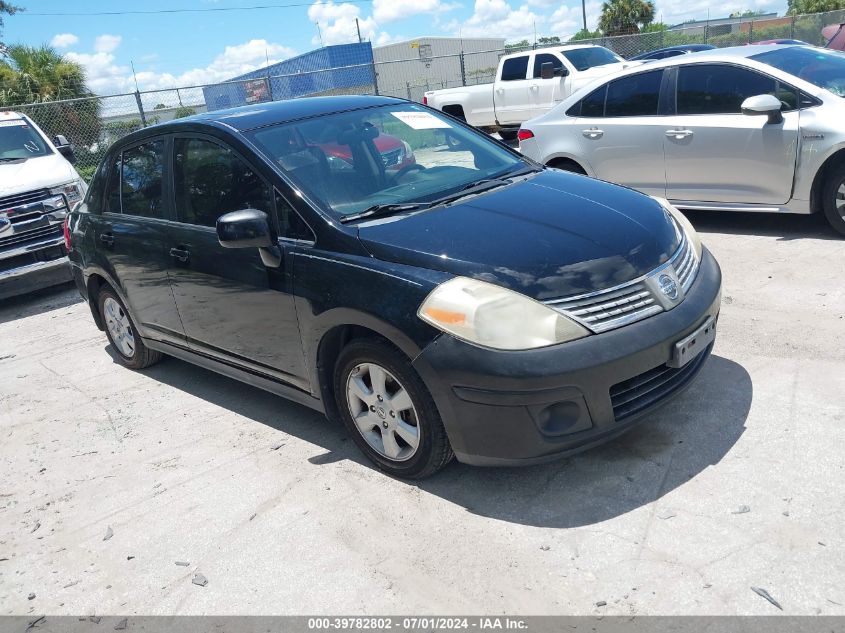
[605,70,663,117]
[501,56,529,81]
[120,141,165,219]
[533,53,563,78]
[567,84,607,117]
[174,138,272,227]
[677,64,777,115]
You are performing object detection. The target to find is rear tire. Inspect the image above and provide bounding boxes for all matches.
[498,129,519,142]
[98,287,162,370]
[334,338,453,479]
[822,166,845,237]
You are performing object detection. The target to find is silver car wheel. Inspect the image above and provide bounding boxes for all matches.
[837,183,845,219]
[103,297,136,358]
[345,362,420,462]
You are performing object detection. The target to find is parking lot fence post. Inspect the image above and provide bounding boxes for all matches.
[134,91,147,127]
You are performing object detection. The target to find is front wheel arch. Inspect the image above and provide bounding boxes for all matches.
[810,148,845,215]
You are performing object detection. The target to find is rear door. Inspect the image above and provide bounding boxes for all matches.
[663,63,800,205]
[89,138,185,344]
[164,134,310,388]
[572,68,668,197]
[494,54,534,126]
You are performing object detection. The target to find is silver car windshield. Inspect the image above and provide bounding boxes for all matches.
[0,118,51,160]
[751,47,845,97]
[562,47,622,71]
[247,103,526,217]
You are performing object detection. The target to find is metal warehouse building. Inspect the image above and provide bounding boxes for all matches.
[202,42,376,111]
[373,37,505,102]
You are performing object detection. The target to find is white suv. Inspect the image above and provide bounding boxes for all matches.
[517,45,845,236]
[0,111,87,299]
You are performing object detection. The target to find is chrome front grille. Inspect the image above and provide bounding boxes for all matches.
[546,230,700,334]
[0,188,51,212]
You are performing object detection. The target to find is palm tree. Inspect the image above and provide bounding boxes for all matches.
[598,0,655,35]
[1,1,22,48]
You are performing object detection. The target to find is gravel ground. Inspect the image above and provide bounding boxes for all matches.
[0,210,844,616]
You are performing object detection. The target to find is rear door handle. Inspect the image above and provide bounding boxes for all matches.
[99,232,114,247]
[530,84,539,91]
[582,128,604,139]
[666,129,694,139]
[169,247,190,263]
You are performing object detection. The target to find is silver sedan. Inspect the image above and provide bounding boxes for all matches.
[517,45,845,236]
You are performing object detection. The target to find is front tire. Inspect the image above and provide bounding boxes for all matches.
[822,166,845,237]
[98,287,162,370]
[334,339,453,478]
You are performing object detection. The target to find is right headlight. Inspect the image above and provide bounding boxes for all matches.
[418,276,589,350]
[653,197,702,260]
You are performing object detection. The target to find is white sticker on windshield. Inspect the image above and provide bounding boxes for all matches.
[0,119,27,128]
[390,111,451,130]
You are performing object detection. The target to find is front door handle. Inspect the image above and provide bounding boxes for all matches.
[99,232,114,247]
[666,129,694,140]
[582,128,604,139]
[169,247,190,263]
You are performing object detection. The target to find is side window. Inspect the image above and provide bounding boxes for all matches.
[533,53,563,78]
[276,191,314,241]
[581,84,607,117]
[605,70,663,117]
[677,64,777,115]
[501,56,529,81]
[776,82,799,111]
[121,140,165,219]
[174,138,272,227]
[103,154,121,214]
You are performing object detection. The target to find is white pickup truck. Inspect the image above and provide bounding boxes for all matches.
[424,45,640,139]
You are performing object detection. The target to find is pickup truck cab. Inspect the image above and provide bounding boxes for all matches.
[424,45,638,138]
[0,111,87,300]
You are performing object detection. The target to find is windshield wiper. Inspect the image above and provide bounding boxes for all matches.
[0,157,26,163]
[339,202,429,224]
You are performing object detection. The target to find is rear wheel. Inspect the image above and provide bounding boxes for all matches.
[334,339,453,478]
[98,288,162,369]
[822,167,845,237]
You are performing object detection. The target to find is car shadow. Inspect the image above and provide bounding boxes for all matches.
[122,348,751,529]
[685,209,840,241]
[0,282,81,326]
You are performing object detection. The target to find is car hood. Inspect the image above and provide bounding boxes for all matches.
[357,170,681,300]
[0,153,79,198]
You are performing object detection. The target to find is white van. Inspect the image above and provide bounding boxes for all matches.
[0,110,87,300]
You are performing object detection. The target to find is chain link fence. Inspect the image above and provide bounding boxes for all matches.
[5,9,844,182]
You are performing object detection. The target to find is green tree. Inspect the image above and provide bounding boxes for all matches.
[173,106,197,118]
[787,0,845,13]
[0,1,22,48]
[505,39,531,50]
[598,0,655,35]
[538,36,562,45]
[569,28,602,41]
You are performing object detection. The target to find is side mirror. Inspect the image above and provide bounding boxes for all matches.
[741,94,784,124]
[557,66,569,77]
[540,62,555,80]
[54,135,76,163]
[216,208,281,267]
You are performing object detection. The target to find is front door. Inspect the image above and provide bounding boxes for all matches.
[663,63,800,205]
[574,69,668,198]
[530,52,566,119]
[92,138,184,345]
[165,135,308,388]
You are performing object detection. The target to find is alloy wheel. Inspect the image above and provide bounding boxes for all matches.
[103,297,136,358]
[345,362,420,462]
[837,182,845,220]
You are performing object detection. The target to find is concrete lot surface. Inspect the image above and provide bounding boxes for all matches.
[1,211,844,616]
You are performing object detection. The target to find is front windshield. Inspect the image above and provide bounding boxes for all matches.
[751,47,845,97]
[562,47,622,71]
[0,117,51,160]
[247,103,526,217]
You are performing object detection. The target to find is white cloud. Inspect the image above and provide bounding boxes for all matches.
[94,34,122,54]
[450,0,542,41]
[68,38,297,98]
[372,0,457,23]
[50,33,79,48]
[549,1,601,35]
[308,2,379,45]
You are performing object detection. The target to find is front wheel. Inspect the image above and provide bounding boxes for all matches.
[822,166,845,237]
[334,339,453,478]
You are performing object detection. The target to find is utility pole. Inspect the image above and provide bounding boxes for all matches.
[581,0,587,32]
[316,22,324,47]
[356,18,362,43]
[131,61,147,126]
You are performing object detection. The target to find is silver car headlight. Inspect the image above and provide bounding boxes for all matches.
[50,180,86,204]
[418,276,589,350]
[653,197,702,259]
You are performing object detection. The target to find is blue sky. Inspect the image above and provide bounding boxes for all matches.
[4,0,787,95]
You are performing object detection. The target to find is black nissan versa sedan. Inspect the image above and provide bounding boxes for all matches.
[65,95,722,478]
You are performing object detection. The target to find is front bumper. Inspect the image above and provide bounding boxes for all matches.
[411,248,722,466]
[0,249,72,301]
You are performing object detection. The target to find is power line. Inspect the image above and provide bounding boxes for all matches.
[16,2,372,17]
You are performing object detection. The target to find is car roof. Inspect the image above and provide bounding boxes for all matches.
[158,95,405,133]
